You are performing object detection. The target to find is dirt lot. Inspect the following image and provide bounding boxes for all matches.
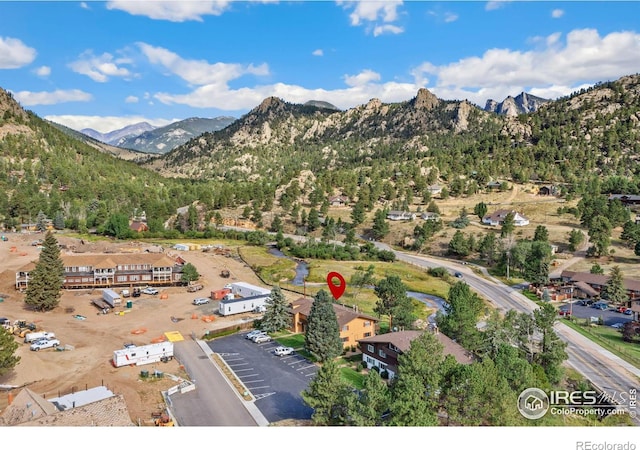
[0,232,273,424]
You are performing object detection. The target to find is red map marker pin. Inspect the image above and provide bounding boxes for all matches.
[327,271,346,300]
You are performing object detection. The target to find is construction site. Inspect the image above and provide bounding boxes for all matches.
[0,232,269,425]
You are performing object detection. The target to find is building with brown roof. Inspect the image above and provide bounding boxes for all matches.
[289,297,379,347]
[129,220,149,233]
[16,253,183,290]
[357,329,472,379]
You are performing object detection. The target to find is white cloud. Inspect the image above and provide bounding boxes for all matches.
[551,9,564,19]
[338,0,405,35]
[35,66,51,77]
[80,2,89,9]
[44,115,177,133]
[125,95,139,103]
[373,25,404,37]
[138,42,269,87]
[410,29,640,105]
[312,49,324,57]
[485,1,508,11]
[444,12,459,23]
[0,36,37,69]
[344,69,381,87]
[69,51,135,82]
[106,1,232,22]
[12,89,92,106]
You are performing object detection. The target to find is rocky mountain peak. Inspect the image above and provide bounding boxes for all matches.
[485,91,549,116]
[412,88,439,110]
[256,96,286,114]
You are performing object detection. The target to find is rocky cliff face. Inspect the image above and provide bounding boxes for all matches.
[485,92,550,116]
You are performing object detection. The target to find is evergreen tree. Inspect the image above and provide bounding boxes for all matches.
[53,211,65,230]
[590,263,604,274]
[180,263,200,284]
[602,266,627,305]
[102,213,132,239]
[371,208,390,240]
[374,275,410,331]
[524,241,552,286]
[388,331,443,425]
[533,225,549,242]
[302,359,353,425]
[346,369,391,426]
[350,199,366,226]
[270,215,283,233]
[437,281,483,352]
[500,212,516,237]
[0,327,20,376]
[587,215,612,257]
[24,231,64,312]
[36,210,48,232]
[474,202,487,220]
[305,290,342,362]
[307,208,320,231]
[260,286,291,333]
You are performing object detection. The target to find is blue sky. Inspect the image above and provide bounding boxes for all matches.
[1,1,640,133]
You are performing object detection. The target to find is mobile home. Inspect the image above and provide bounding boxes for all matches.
[112,342,174,368]
[218,294,270,316]
[228,282,271,298]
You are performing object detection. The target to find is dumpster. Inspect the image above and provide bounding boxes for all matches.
[126,300,133,309]
[140,370,149,378]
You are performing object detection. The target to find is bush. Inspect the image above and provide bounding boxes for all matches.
[359,361,368,371]
[380,370,389,379]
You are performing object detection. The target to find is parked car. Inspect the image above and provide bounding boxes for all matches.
[454,272,463,279]
[610,322,625,329]
[274,346,294,357]
[558,307,571,317]
[142,287,158,295]
[616,306,628,313]
[576,299,589,306]
[253,334,272,343]
[592,302,608,310]
[245,330,264,340]
[624,309,633,315]
[132,288,141,297]
[30,338,60,351]
[192,297,209,305]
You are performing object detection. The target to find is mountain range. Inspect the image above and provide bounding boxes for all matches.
[81,122,156,146]
[484,92,550,116]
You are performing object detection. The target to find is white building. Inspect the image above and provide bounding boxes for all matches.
[228,281,271,298]
[482,209,529,227]
[219,294,270,316]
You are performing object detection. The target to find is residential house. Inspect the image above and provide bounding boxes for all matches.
[561,270,640,302]
[426,184,443,196]
[328,195,349,207]
[538,185,559,196]
[387,210,416,221]
[357,329,472,379]
[607,194,640,206]
[421,212,440,221]
[486,180,502,190]
[289,297,378,347]
[16,253,183,290]
[482,209,530,227]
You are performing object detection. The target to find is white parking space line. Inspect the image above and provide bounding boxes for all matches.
[233,368,255,373]
[238,373,260,378]
[297,364,317,371]
[224,357,244,362]
[227,362,249,367]
[248,385,270,390]
[243,379,265,384]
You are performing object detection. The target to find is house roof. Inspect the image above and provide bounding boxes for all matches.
[562,270,640,292]
[574,281,599,297]
[357,330,472,365]
[387,210,414,216]
[290,297,378,328]
[328,195,349,202]
[19,253,178,273]
[129,221,148,232]
[482,209,527,223]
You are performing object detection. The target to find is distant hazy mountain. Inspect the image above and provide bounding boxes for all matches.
[81,122,157,146]
[116,116,236,154]
[303,100,341,111]
[484,92,550,116]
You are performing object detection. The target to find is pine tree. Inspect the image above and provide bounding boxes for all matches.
[602,265,627,305]
[24,231,64,311]
[0,327,20,376]
[304,290,342,362]
[260,286,290,333]
[302,359,353,425]
[53,211,65,230]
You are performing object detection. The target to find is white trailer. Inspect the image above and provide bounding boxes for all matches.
[218,294,270,316]
[112,342,174,368]
[102,289,122,308]
[228,282,271,298]
[24,331,55,343]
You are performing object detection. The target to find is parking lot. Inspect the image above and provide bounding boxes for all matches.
[559,300,634,328]
[207,332,317,423]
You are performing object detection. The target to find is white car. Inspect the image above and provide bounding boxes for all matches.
[274,346,294,357]
[610,322,625,329]
[142,287,158,295]
[30,338,61,351]
[245,330,264,340]
[192,297,210,305]
[252,334,272,343]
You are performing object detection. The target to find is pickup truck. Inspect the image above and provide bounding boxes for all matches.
[142,287,159,295]
[30,338,61,351]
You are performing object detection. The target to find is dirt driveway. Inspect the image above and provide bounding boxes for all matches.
[0,232,270,424]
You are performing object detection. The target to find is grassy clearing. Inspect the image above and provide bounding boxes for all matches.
[561,318,640,369]
[238,246,297,284]
[340,367,365,389]
[273,332,305,349]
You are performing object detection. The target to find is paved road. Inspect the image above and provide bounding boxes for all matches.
[167,339,266,426]
[383,246,640,424]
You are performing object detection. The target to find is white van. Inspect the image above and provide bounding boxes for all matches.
[24,331,55,343]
